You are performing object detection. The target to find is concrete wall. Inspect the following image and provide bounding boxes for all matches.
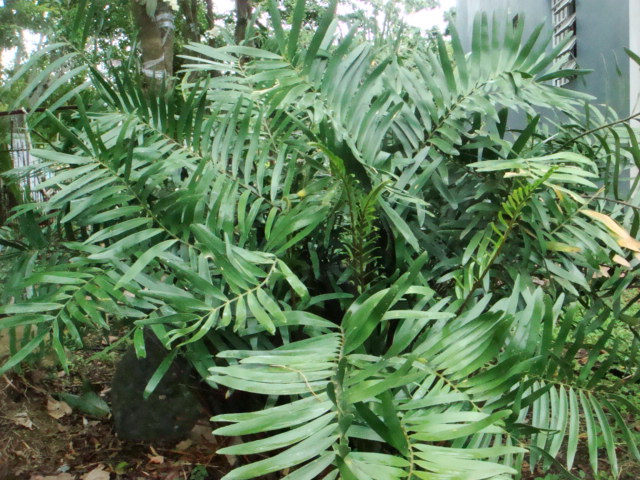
[572,0,630,116]
[456,0,632,116]
[456,0,552,51]
[631,0,640,117]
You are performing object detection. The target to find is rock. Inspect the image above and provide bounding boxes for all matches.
[110,333,203,442]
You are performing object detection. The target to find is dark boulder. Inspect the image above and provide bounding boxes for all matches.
[110,334,203,442]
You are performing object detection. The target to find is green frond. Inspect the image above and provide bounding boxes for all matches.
[3,3,640,479]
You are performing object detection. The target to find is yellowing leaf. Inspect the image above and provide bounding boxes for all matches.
[582,210,627,237]
[618,236,640,253]
[546,241,581,253]
[552,186,565,203]
[612,254,631,267]
[582,210,640,252]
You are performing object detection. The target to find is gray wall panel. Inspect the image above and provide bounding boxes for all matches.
[456,0,552,51]
[456,0,631,115]
[570,0,630,115]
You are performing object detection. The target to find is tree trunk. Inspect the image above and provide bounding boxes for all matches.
[234,0,251,44]
[179,0,200,43]
[132,0,176,88]
[205,0,215,30]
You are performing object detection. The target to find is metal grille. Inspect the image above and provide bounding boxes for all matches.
[552,0,578,87]
[0,160,14,224]
[1,111,47,204]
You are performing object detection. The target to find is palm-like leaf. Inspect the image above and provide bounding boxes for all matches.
[2,2,640,479]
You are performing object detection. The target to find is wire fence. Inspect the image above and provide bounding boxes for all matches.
[1,111,47,209]
[0,163,14,224]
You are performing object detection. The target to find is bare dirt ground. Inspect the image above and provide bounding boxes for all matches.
[0,350,234,480]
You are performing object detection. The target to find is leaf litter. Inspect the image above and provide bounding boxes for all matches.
[0,342,235,480]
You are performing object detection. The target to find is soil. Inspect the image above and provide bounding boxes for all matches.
[0,346,235,480]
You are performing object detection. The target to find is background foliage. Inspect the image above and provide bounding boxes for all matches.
[1,0,640,479]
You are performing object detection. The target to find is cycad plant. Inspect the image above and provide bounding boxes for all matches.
[2,1,640,478]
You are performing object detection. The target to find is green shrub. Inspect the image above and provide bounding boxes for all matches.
[1,1,640,478]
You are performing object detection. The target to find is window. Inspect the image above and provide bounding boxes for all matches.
[552,0,577,87]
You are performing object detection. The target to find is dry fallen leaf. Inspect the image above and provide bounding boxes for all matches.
[29,474,75,480]
[101,335,120,345]
[189,423,216,445]
[13,411,34,430]
[80,465,110,480]
[148,454,164,465]
[47,397,72,419]
[175,439,193,451]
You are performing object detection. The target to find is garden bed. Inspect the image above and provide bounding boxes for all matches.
[0,350,232,480]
